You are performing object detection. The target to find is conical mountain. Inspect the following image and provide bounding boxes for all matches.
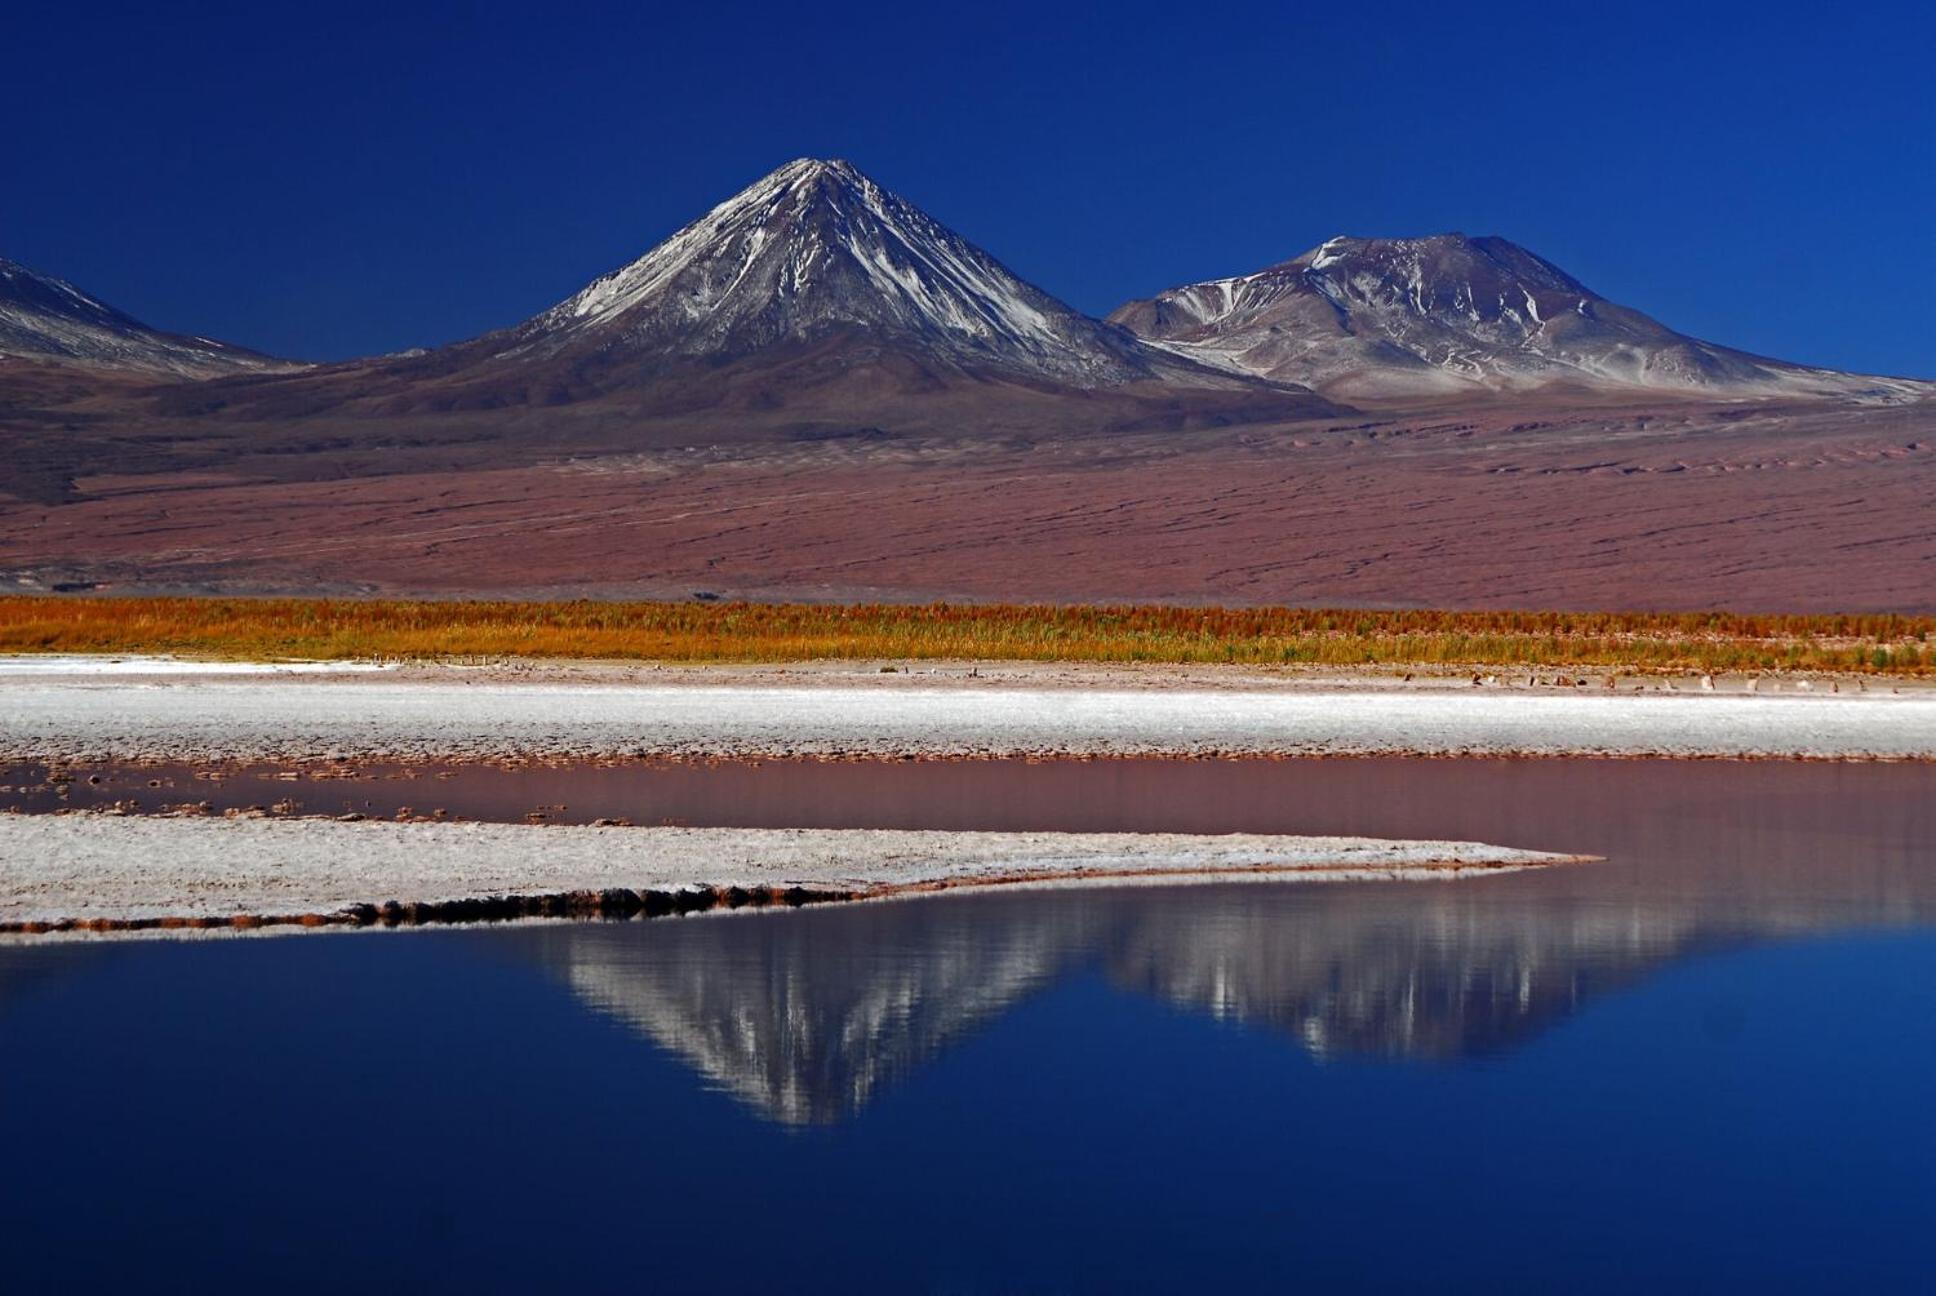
[1111,234,1930,402]
[0,256,289,378]
[491,157,1174,386]
[197,158,1336,430]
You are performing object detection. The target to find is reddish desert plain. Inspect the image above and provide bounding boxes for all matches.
[2,385,1931,612]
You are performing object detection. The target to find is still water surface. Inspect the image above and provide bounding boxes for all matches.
[3,758,1933,1291]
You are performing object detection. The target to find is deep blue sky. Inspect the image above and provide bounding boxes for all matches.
[7,1,1931,375]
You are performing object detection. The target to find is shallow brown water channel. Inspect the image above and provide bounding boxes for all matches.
[8,755,1933,860]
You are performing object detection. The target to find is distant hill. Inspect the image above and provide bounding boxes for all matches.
[0,256,292,378]
[173,158,1337,435]
[1111,234,1931,402]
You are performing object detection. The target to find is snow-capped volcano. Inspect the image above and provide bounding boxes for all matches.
[118,158,1338,436]
[476,158,1212,387]
[1111,235,1929,402]
[0,256,287,378]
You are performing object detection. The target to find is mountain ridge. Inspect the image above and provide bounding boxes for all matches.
[409,157,1277,396]
[145,157,1335,431]
[1109,233,1932,402]
[0,256,293,379]
[6,171,1924,409]
[493,158,1164,384]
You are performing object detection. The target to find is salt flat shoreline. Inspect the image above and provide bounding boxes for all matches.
[0,816,1584,935]
[1,657,1932,762]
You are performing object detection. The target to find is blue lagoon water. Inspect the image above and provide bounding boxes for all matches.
[3,757,1933,1292]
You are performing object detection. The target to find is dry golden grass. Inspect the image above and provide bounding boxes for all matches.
[0,596,1930,674]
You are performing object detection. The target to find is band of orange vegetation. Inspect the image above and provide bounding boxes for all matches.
[0,596,1930,674]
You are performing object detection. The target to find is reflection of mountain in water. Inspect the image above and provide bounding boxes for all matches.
[525,847,1936,1123]
[1105,894,1899,1062]
[9,759,1931,1128]
[522,900,1101,1126]
[1106,900,1681,1060]
[1122,855,1936,1061]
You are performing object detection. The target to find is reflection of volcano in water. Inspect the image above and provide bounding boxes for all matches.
[512,758,1936,1121]
[9,761,1929,1127]
[1103,889,1930,1062]
[1106,898,1674,1061]
[522,899,1101,1126]
[525,832,1936,1123]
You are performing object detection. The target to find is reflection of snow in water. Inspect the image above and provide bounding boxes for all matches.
[550,904,1091,1125]
[1107,896,1887,1062]
[532,851,1936,1123]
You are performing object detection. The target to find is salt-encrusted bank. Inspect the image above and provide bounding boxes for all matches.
[1,660,1932,762]
[0,816,1585,932]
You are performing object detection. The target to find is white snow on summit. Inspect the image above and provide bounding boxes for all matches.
[1111,235,1932,403]
[491,158,1177,385]
[0,256,289,378]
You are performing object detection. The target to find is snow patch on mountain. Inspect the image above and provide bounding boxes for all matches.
[1111,235,1932,403]
[0,257,290,379]
[490,159,1198,386]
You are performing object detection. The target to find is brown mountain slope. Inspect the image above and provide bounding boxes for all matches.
[0,256,292,378]
[0,160,1338,506]
[118,159,1335,429]
[1111,235,1933,403]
